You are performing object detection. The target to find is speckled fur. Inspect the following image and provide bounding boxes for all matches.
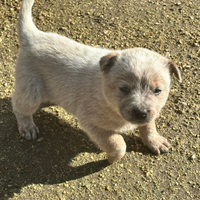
[12,0,181,163]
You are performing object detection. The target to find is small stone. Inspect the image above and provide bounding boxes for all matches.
[105,186,110,191]
[64,183,69,188]
[189,154,196,161]
[37,137,43,142]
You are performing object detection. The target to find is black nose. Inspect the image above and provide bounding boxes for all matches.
[133,108,147,120]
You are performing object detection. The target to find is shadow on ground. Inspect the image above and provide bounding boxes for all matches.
[0,97,148,199]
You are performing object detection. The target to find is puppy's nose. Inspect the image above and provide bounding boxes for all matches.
[133,108,147,120]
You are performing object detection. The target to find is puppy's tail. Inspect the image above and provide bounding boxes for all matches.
[18,0,38,45]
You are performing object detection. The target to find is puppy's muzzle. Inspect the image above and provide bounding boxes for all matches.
[125,107,155,125]
[132,108,148,120]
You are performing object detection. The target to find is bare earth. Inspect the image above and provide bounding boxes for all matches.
[0,0,199,199]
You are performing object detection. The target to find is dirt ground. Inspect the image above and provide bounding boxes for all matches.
[0,0,200,199]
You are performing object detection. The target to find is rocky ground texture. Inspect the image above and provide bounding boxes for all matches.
[0,0,200,199]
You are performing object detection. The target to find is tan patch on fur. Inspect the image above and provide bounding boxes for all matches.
[99,52,118,72]
[167,60,182,82]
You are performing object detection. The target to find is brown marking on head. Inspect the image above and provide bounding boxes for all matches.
[167,60,182,82]
[99,52,118,73]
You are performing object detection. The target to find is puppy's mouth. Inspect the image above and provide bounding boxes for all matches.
[129,119,152,126]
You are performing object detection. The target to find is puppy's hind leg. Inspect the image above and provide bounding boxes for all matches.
[12,75,43,140]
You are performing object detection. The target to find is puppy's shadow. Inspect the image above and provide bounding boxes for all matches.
[0,97,148,199]
[0,97,110,199]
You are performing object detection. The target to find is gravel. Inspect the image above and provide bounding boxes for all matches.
[0,0,199,199]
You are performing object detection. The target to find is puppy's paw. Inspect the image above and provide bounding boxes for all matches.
[144,134,170,155]
[18,123,39,140]
[107,149,126,163]
[106,134,126,163]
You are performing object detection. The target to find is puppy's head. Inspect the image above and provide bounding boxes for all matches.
[100,48,181,126]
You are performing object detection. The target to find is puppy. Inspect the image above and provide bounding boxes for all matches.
[12,0,181,163]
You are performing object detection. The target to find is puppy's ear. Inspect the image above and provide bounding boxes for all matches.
[99,52,118,73]
[167,60,182,82]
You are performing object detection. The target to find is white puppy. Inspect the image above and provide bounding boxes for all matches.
[12,0,181,163]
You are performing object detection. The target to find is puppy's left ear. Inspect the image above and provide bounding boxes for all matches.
[100,52,118,73]
[167,60,182,82]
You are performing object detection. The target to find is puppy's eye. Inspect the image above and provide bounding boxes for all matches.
[154,88,162,96]
[119,86,129,94]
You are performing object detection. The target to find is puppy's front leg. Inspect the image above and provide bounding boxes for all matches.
[81,124,126,163]
[138,122,170,155]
